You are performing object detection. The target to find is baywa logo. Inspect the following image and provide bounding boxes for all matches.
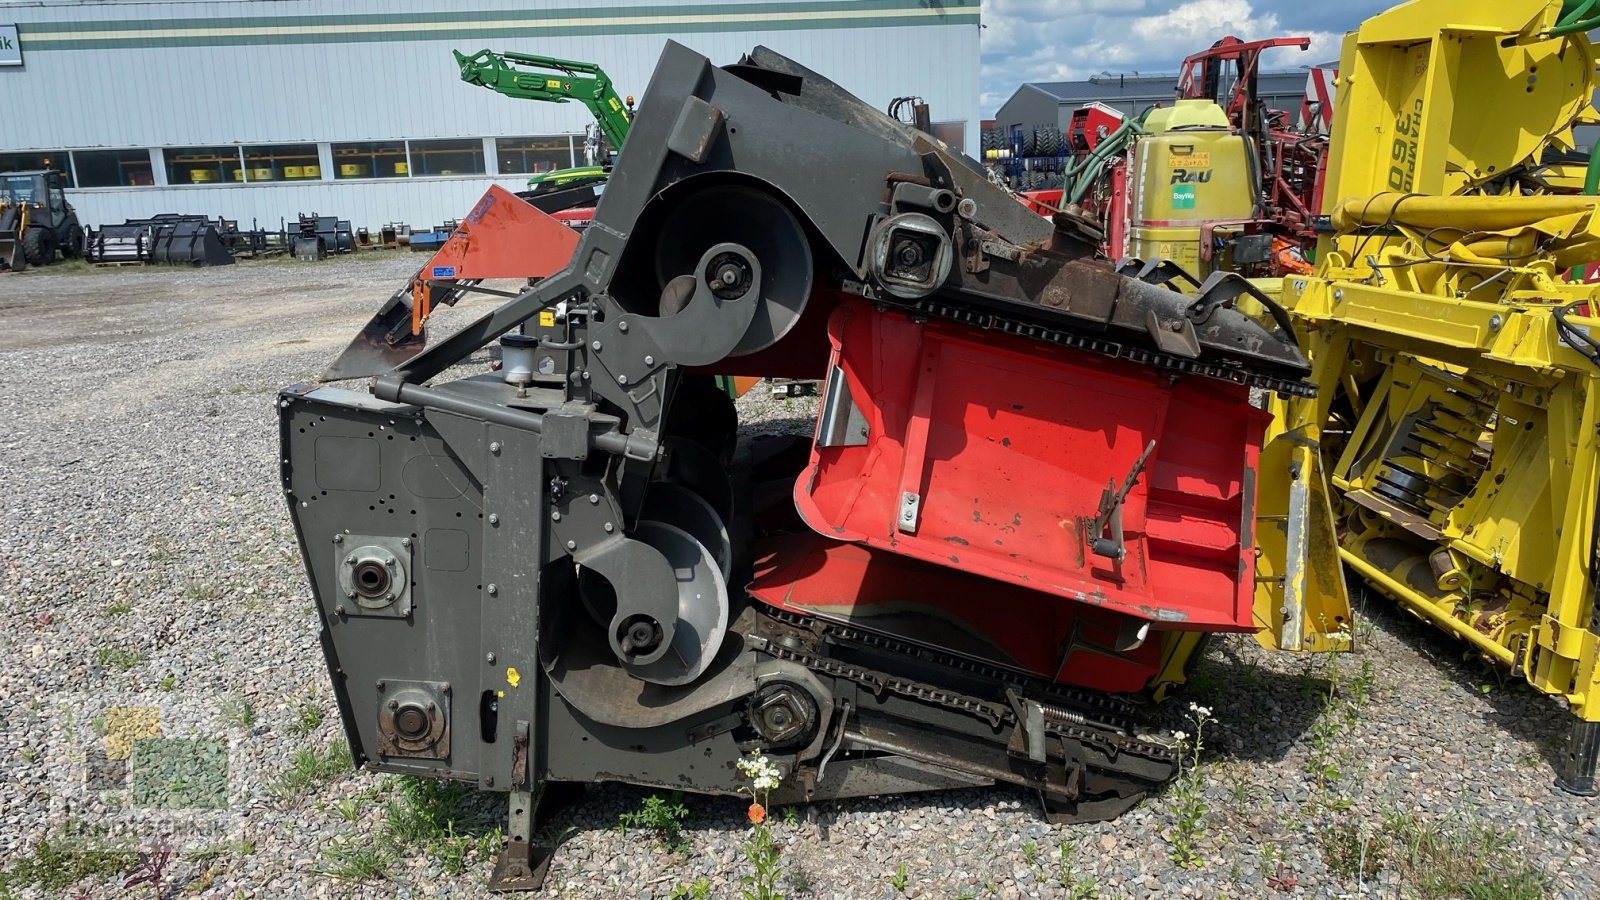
[0,34,14,51]
[34,691,238,853]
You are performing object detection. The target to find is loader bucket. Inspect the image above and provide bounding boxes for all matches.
[0,229,23,272]
[150,221,234,266]
[321,185,580,381]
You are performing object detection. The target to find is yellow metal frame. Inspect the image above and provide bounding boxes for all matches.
[1276,0,1600,789]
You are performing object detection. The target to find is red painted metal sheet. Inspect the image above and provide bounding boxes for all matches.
[426,185,580,280]
[793,300,1267,631]
[747,533,1162,693]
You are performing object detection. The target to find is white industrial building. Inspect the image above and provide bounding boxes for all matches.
[0,0,980,231]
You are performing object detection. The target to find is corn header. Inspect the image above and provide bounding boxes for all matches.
[281,41,1348,889]
[1276,0,1600,793]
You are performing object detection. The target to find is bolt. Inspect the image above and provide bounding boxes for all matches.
[618,321,629,333]
[490,441,502,454]
[1168,320,1183,332]
[486,652,497,664]
[566,540,577,551]
[442,683,451,694]
[400,537,411,548]
[1334,289,1344,301]
[388,699,399,710]
[345,590,356,599]
[489,514,500,526]
[385,556,396,568]
[333,534,344,544]
[604,522,615,533]
[618,374,629,385]
[487,584,499,596]
[588,493,599,505]
[377,680,387,692]
[1489,314,1504,332]
[345,555,355,565]
[591,340,602,351]
[644,355,655,366]
[485,776,495,787]
[335,604,347,615]
[581,370,591,380]
[428,702,436,712]
[551,511,562,521]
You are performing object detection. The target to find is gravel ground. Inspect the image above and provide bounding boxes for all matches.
[2,256,1598,899]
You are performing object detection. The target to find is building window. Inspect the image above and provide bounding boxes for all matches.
[931,121,967,150]
[166,146,242,186]
[243,143,320,182]
[496,136,574,175]
[0,151,73,186]
[74,149,154,187]
[409,139,485,177]
[332,141,408,179]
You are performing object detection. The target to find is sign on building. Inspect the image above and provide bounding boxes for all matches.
[0,26,21,67]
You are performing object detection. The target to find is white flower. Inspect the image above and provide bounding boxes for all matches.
[737,752,782,791]
[1172,730,1188,742]
[1188,703,1212,718]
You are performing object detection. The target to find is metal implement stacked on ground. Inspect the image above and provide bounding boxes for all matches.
[1273,0,1600,793]
[280,43,1347,889]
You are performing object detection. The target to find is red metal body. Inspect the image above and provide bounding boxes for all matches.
[772,299,1265,651]
[409,185,581,333]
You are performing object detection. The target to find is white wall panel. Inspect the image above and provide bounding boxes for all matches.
[1,0,980,229]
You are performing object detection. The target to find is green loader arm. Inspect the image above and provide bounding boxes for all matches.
[454,49,632,149]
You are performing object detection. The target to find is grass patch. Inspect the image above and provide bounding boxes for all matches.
[316,840,398,883]
[103,602,133,617]
[384,776,503,876]
[184,580,223,603]
[147,534,177,562]
[273,741,351,799]
[0,827,139,893]
[94,646,145,671]
[286,698,325,736]
[1321,812,1549,899]
[220,695,256,730]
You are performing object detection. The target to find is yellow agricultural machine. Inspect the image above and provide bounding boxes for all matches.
[1275,0,1600,792]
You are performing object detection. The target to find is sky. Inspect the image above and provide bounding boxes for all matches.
[980,0,1394,114]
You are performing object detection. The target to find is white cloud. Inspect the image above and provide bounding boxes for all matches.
[980,0,1351,115]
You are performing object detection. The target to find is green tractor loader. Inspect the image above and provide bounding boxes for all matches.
[0,170,84,271]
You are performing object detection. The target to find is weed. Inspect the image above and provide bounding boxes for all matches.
[670,879,714,900]
[121,836,175,894]
[273,741,350,798]
[1022,839,1039,866]
[1057,840,1100,898]
[220,695,256,730]
[158,674,178,692]
[287,698,325,736]
[617,792,692,855]
[316,840,396,883]
[784,864,815,896]
[148,535,177,562]
[384,776,502,875]
[782,805,799,827]
[0,828,139,893]
[736,752,786,900]
[1167,702,1215,868]
[184,581,223,603]
[335,796,362,823]
[890,862,910,893]
[1320,811,1550,899]
[103,602,133,617]
[94,646,145,671]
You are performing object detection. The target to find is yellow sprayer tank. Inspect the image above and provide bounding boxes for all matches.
[1126,100,1257,276]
